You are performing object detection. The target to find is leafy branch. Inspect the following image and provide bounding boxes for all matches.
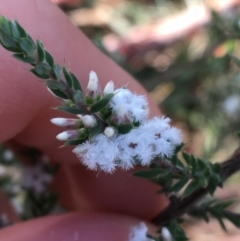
[1,15,240,241]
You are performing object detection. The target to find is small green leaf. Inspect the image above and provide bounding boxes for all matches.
[55,106,82,114]
[174,143,185,154]
[117,124,133,134]
[134,169,163,178]
[19,37,35,55]
[49,89,68,99]
[36,40,45,62]
[46,80,65,90]
[63,67,73,87]
[73,90,83,103]
[170,176,189,192]
[13,53,35,64]
[45,50,54,67]
[65,139,87,146]
[52,64,62,80]
[224,211,240,228]
[11,21,21,39]
[15,21,27,38]
[214,200,235,210]
[89,122,103,139]
[183,180,199,197]
[182,152,191,165]
[70,72,82,92]
[90,93,114,113]
[0,35,19,52]
[197,175,208,188]
[31,68,49,79]
[0,17,12,36]
[197,158,206,170]
[191,157,198,174]
[212,163,221,174]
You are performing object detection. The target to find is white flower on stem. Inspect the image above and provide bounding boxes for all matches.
[73,134,119,173]
[161,227,172,241]
[103,81,114,95]
[129,222,153,241]
[104,126,115,138]
[110,88,149,123]
[56,130,79,141]
[86,71,101,98]
[51,118,82,128]
[82,115,97,128]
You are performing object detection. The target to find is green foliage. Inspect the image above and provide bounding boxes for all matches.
[90,93,114,112]
[188,199,240,231]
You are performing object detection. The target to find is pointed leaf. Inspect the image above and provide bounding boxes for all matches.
[73,90,83,103]
[63,67,73,87]
[52,64,62,80]
[55,106,83,114]
[19,37,35,55]
[183,180,199,197]
[90,93,114,113]
[13,53,35,64]
[15,21,27,38]
[49,88,68,99]
[45,50,54,67]
[46,80,65,90]
[70,72,82,92]
[65,139,87,146]
[170,176,189,192]
[117,124,133,134]
[36,40,45,62]
[134,169,163,178]
[89,122,103,139]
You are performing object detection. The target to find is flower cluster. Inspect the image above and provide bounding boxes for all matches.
[51,71,182,173]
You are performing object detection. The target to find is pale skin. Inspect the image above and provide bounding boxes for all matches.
[0,0,164,240]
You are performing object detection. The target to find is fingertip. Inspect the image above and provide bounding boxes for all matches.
[0,212,156,241]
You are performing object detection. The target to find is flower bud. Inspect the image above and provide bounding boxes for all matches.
[104,127,115,138]
[103,81,114,95]
[82,115,97,128]
[51,118,82,128]
[86,71,101,98]
[161,227,172,241]
[56,130,79,141]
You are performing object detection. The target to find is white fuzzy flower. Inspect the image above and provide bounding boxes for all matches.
[103,81,114,95]
[129,222,153,241]
[82,115,97,128]
[73,135,119,173]
[110,88,149,123]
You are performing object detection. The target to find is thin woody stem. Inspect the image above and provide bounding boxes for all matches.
[151,148,240,225]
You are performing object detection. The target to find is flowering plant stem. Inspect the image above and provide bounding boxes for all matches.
[1,16,240,241]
